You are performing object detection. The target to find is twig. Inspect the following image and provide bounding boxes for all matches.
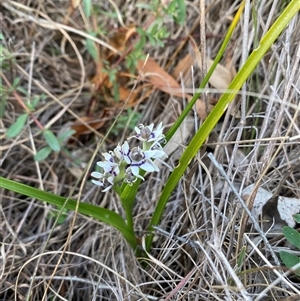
[207,152,281,266]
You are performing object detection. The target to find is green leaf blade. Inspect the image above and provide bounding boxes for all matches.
[293,214,300,224]
[86,32,98,61]
[283,226,300,249]
[280,251,300,276]
[57,129,76,143]
[0,177,137,250]
[175,0,186,25]
[83,0,92,18]
[6,113,28,138]
[43,130,61,152]
[34,146,52,161]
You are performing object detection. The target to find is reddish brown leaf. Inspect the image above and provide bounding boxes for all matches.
[137,57,183,97]
[137,57,209,119]
[173,53,194,80]
[118,86,138,105]
[71,116,107,137]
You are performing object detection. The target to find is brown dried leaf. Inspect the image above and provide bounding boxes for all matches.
[194,99,207,120]
[206,58,232,90]
[137,57,208,119]
[225,56,237,79]
[124,27,137,44]
[108,30,127,52]
[173,53,194,80]
[137,57,182,97]
[71,116,106,137]
[71,0,81,9]
[189,41,232,89]
[119,86,138,105]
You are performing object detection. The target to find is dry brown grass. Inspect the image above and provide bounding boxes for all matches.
[1,0,300,300]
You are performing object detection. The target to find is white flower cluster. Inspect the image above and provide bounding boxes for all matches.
[91,123,167,191]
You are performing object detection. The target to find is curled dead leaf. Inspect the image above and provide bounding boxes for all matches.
[206,59,232,90]
[172,53,194,82]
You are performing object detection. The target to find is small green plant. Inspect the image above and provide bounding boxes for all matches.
[83,0,186,74]
[6,93,44,138]
[279,214,300,276]
[127,0,186,71]
[34,129,76,161]
[5,89,73,162]
[81,0,187,102]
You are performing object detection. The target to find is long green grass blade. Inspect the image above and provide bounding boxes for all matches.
[146,0,300,251]
[0,177,137,249]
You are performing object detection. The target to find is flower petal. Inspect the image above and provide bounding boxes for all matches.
[144,149,166,159]
[91,179,104,186]
[139,160,159,172]
[128,165,138,176]
[91,171,103,179]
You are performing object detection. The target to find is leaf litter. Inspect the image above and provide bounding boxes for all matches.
[1,0,300,300]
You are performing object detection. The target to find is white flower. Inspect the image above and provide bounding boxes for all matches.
[96,160,119,177]
[91,152,121,191]
[113,143,125,161]
[91,171,115,192]
[97,152,118,171]
[131,122,165,148]
[124,167,138,185]
[121,142,166,178]
[91,122,167,192]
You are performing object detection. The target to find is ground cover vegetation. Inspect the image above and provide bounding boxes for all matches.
[1,0,300,300]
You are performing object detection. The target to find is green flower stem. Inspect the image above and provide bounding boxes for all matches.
[145,0,300,251]
[119,178,144,257]
[120,178,142,232]
[0,177,137,250]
